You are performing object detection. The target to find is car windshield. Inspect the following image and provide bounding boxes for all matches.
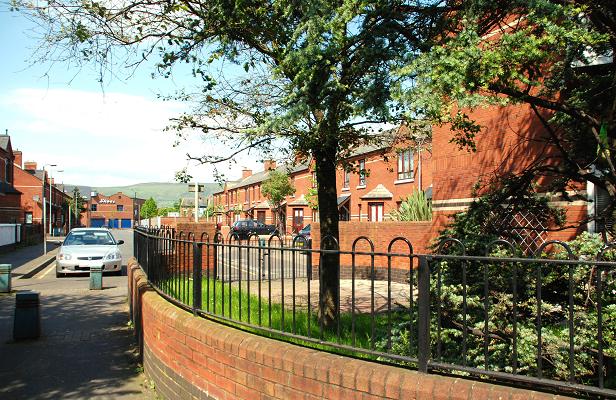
[64,231,116,246]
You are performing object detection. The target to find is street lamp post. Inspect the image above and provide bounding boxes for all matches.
[42,164,56,255]
[72,187,79,230]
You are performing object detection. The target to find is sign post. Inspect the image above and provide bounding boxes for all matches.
[188,183,205,223]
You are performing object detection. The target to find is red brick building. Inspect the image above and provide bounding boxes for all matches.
[430,103,598,245]
[86,192,145,228]
[13,158,71,232]
[0,135,22,223]
[213,130,432,234]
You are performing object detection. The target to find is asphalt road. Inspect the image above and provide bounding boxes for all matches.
[216,243,311,281]
[0,229,156,400]
[9,229,134,291]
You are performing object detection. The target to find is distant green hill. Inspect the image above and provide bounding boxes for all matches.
[92,182,222,207]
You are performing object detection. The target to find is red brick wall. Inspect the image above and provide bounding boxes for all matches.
[176,222,218,272]
[0,193,22,223]
[432,103,589,242]
[432,104,548,203]
[159,216,192,228]
[128,259,567,400]
[310,221,444,282]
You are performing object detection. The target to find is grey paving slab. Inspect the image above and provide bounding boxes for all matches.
[0,229,158,400]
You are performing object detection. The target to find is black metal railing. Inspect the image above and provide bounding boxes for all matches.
[134,226,616,398]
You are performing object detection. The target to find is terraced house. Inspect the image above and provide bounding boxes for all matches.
[212,127,433,234]
[0,135,21,223]
[13,159,71,231]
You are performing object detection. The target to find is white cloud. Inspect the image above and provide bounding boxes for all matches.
[0,87,264,186]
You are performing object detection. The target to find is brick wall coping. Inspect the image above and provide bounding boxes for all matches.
[128,257,572,400]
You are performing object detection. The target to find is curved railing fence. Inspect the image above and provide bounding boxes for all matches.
[134,226,616,398]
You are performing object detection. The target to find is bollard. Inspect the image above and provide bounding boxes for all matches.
[0,264,11,293]
[90,265,103,290]
[14,291,40,340]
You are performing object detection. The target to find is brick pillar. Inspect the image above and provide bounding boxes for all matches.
[176,222,218,273]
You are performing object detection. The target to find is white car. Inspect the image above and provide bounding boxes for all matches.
[56,228,124,277]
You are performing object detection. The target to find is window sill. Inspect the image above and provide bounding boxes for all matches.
[356,185,366,190]
[394,178,414,185]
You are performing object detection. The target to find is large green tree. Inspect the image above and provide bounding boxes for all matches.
[140,197,159,219]
[65,188,87,227]
[18,0,438,325]
[398,0,616,237]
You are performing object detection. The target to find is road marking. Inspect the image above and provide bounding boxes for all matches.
[38,263,56,279]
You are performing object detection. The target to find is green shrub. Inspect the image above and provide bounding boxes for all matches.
[389,190,432,221]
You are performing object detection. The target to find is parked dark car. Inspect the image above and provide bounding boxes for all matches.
[230,219,278,240]
[293,224,311,247]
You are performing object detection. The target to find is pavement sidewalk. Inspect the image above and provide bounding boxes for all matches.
[0,287,156,399]
[0,241,59,276]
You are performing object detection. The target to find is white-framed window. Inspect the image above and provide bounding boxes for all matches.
[368,202,384,222]
[397,149,414,180]
[312,172,317,188]
[292,208,304,232]
[343,169,350,189]
[358,159,366,186]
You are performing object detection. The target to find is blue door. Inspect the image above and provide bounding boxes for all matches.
[91,218,105,228]
[110,219,120,229]
[121,219,132,229]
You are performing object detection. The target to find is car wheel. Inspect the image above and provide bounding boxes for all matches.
[56,271,63,278]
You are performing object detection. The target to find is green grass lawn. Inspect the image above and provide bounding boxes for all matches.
[157,277,415,361]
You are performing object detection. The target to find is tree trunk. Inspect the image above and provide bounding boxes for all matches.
[314,142,340,328]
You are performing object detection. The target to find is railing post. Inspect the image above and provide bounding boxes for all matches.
[306,239,312,279]
[417,255,431,373]
[133,229,138,261]
[192,242,203,315]
[213,238,218,281]
[145,233,151,277]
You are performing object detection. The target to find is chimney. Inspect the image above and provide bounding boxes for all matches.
[241,168,253,179]
[263,159,276,171]
[13,150,22,169]
[24,161,37,171]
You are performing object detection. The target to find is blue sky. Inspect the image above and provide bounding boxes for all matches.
[0,6,262,187]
